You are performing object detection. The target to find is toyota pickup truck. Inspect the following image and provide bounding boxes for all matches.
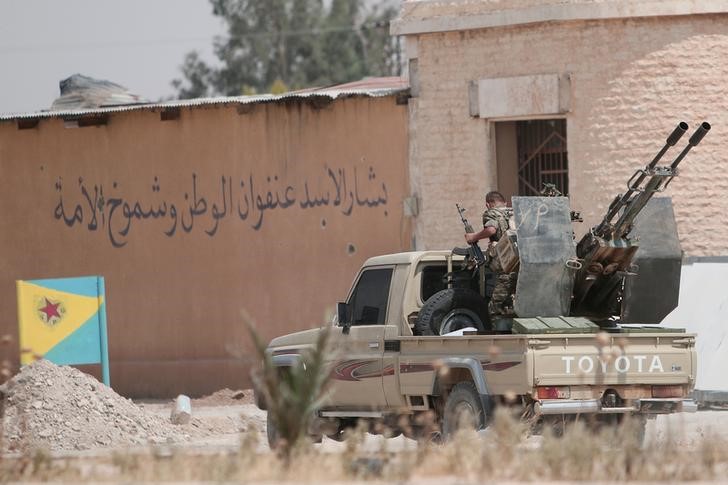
[256,123,708,443]
[257,249,696,442]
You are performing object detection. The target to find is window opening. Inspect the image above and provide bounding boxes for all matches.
[420,264,479,302]
[516,119,568,196]
[349,268,393,325]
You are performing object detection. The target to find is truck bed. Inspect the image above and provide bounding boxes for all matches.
[394,332,695,399]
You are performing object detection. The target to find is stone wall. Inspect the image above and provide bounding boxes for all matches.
[405,12,728,256]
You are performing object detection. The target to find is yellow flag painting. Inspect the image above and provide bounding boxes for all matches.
[16,276,110,385]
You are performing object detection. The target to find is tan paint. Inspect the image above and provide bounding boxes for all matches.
[0,95,410,397]
[263,251,697,416]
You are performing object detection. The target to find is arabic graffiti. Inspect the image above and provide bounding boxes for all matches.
[53,165,389,248]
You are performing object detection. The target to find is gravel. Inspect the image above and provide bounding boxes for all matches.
[2,359,228,452]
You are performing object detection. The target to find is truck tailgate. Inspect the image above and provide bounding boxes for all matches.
[531,333,696,387]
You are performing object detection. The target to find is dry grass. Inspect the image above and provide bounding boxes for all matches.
[1,409,726,483]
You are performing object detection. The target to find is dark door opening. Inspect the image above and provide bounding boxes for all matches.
[495,119,568,202]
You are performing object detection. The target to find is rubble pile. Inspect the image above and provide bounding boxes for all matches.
[193,388,251,406]
[3,360,212,452]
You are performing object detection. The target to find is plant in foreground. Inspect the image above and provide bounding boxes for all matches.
[248,321,331,462]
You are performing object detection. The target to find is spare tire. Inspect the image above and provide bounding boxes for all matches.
[414,288,491,336]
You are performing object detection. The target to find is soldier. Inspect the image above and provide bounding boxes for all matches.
[464,191,517,316]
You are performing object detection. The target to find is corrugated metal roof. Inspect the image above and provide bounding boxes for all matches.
[0,76,409,122]
[289,76,409,94]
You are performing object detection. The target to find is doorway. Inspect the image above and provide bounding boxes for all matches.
[495,119,568,202]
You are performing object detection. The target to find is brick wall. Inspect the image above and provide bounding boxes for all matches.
[409,14,728,256]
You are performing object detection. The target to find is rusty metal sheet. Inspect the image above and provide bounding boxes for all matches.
[0,76,409,120]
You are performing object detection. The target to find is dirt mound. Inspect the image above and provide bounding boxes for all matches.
[193,388,252,406]
[3,360,222,452]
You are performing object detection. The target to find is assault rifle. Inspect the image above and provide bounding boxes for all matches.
[456,204,486,267]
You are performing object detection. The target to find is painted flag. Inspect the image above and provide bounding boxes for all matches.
[16,276,110,385]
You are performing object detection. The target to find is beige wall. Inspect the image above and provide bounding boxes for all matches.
[0,95,410,397]
[405,13,728,256]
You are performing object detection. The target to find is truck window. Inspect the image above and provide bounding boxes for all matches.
[349,268,393,326]
[421,265,448,301]
[420,264,481,302]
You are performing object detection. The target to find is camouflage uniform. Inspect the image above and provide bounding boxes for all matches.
[482,207,517,316]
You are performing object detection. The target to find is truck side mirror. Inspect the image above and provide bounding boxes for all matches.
[337,302,352,334]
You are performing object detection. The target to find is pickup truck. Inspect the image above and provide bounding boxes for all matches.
[255,122,708,444]
[257,249,697,443]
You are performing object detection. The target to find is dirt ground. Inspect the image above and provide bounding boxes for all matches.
[6,360,724,458]
[137,397,727,454]
[3,357,725,480]
[4,386,727,483]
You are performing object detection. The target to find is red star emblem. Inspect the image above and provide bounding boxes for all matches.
[39,298,61,322]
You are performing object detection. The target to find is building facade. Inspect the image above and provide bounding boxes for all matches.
[0,80,410,397]
[393,0,728,256]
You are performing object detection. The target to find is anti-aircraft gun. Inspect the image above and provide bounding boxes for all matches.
[500,121,710,326]
[571,121,711,322]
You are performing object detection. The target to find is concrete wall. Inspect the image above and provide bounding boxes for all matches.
[663,261,728,392]
[400,9,728,256]
[0,95,410,397]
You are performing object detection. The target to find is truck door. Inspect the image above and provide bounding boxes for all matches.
[330,266,392,408]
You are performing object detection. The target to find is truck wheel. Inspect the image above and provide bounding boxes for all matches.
[326,418,357,441]
[414,288,491,336]
[606,414,647,447]
[266,411,280,449]
[634,415,648,447]
[442,381,486,438]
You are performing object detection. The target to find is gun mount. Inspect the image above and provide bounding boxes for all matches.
[453,121,709,326]
[571,121,711,320]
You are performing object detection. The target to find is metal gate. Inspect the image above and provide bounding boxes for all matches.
[516,119,568,195]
